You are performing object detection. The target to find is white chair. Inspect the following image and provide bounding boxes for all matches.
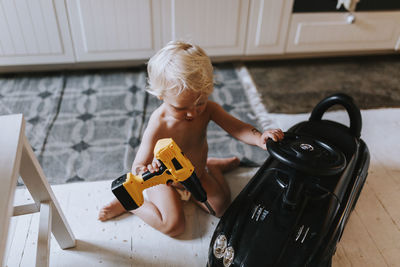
[0,114,75,267]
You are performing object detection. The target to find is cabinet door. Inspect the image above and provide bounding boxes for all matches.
[67,0,162,62]
[0,0,74,66]
[245,0,293,55]
[161,0,249,56]
[286,12,400,53]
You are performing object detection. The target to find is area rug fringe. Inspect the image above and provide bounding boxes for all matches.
[235,64,278,131]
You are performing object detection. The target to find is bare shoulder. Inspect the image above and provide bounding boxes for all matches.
[207,100,220,109]
[148,106,162,123]
[132,106,165,167]
[145,106,166,137]
[206,100,223,114]
[207,100,229,120]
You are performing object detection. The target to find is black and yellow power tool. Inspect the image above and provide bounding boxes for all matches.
[111,138,216,215]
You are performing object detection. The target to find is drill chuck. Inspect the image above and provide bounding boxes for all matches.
[180,172,207,203]
[180,172,216,216]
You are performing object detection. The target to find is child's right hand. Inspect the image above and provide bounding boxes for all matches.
[146,158,162,173]
[133,158,161,175]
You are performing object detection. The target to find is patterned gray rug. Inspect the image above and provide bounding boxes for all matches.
[0,64,266,185]
[246,55,400,113]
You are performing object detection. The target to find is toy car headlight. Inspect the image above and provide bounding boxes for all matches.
[213,234,227,259]
[223,246,235,267]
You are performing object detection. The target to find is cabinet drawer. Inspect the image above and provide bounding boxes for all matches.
[286,12,400,53]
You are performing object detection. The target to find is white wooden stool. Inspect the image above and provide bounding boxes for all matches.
[0,114,75,267]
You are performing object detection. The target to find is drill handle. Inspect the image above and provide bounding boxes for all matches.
[141,161,168,181]
[180,172,207,203]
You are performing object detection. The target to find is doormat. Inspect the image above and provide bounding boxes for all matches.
[0,64,266,185]
[246,55,400,114]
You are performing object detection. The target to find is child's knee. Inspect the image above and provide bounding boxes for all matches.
[211,194,231,218]
[161,212,185,237]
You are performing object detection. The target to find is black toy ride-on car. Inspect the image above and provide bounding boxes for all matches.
[207,93,370,267]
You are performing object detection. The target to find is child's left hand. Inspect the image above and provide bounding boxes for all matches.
[259,128,284,150]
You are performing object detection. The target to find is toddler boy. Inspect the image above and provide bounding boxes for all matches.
[98,41,284,237]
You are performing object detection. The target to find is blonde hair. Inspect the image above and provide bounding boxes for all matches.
[147,41,214,97]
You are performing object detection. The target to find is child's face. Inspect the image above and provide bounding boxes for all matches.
[162,90,209,121]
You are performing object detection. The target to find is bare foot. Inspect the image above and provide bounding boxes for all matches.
[98,198,127,221]
[207,156,240,174]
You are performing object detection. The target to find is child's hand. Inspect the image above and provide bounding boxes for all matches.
[132,158,161,175]
[146,158,162,173]
[259,129,284,150]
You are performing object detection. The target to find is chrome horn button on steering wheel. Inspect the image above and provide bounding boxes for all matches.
[300,143,314,151]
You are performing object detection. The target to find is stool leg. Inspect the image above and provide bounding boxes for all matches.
[36,202,52,267]
[19,135,75,249]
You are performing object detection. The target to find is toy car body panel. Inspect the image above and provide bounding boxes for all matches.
[208,94,370,267]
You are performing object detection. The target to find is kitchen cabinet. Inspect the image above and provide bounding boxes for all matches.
[66,0,253,61]
[0,0,74,66]
[66,0,163,62]
[161,0,250,57]
[245,0,293,55]
[1,0,400,70]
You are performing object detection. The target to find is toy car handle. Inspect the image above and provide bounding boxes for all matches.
[309,93,362,138]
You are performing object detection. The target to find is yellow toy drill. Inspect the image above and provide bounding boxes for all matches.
[111,138,216,215]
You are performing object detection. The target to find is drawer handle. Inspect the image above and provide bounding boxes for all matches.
[346,14,356,24]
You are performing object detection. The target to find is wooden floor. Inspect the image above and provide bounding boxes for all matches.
[5,108,400,267]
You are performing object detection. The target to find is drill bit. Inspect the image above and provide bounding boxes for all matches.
[204,201,216,216]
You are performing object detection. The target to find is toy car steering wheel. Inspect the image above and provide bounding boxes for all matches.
[267,132,346,176]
